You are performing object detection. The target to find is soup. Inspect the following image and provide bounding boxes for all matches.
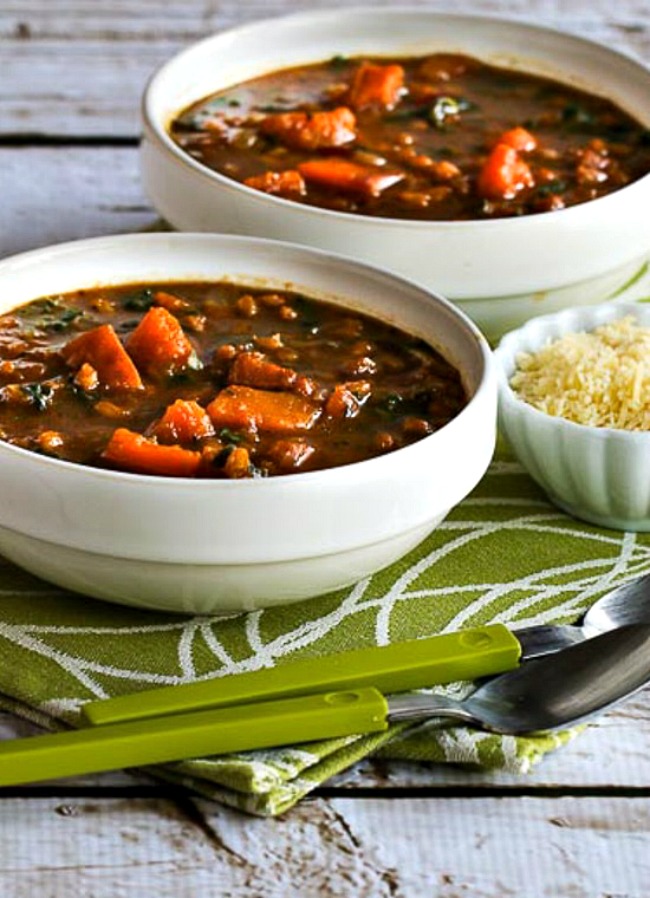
[0,281,467,478]
[169,52,650,221]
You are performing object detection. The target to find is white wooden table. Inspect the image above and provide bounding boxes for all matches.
[1,2,650,894]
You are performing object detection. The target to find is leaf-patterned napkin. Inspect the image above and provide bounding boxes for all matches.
[1,448,648,816]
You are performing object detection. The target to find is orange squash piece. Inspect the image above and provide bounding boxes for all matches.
[348,62,405,110]
[498,127,538,153]
[153,290,191,312]
[228,351,297,390]
[61,324,143,390]
[153,399,215,444]
[103,428,201,477]
[127,306,196,378]
[207,385,320,433]
[324,381,371,419]
[476,143,535,201]
[243,170,306,197]
[222,446,252,479]
[267,438,316,472]
[260,107,357,150]
[298,158,404,197]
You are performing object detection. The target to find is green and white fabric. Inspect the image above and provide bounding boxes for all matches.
[1,448,648,816]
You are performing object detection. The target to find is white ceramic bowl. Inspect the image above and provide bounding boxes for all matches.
[0,232,496,614]
[495,302,650,531]
[141,8,650,342]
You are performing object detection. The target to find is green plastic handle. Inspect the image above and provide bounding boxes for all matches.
[84,623,520,727]
[0,688,388,787]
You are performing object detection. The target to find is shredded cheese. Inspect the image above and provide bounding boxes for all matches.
[510,315,650,430]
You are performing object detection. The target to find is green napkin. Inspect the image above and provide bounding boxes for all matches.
[1,449,648,816]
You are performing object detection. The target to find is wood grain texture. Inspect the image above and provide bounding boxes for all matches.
[1,795,649,897]
[328,795,650,897]
[0,0,648,41]
[0,147,155,257]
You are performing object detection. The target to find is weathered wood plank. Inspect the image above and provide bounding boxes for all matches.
[328,795,650,898]
[1,794,646,897]
[0,0,648,138]
[0,40,180,137]
[0,796,411,896]
[0,0,273,38]
[0,797,236,895]
[0,146,155,258]
[1,0,648,42]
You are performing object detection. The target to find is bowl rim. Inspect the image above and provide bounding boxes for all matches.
[0,230,495,488]
[494,300,650,441]
[141,5,650,232]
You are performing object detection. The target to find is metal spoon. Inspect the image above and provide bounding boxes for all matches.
[389,624,650,734]
[516,571,650,659]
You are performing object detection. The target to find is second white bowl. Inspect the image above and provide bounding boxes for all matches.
[141,9,650,340]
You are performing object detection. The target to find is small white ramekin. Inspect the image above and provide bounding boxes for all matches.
[495,302,650,531]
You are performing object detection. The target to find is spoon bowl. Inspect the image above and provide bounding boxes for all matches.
[515,571,650,658]
[388,625,650,734]
[582,573,650,635]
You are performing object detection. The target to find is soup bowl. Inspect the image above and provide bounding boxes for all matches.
[141,9,650,342]
[0,233,496,614]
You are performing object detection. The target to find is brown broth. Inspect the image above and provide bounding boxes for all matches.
[0,282,467,478]
[169,53,650,220]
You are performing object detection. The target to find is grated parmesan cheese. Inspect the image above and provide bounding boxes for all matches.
[510,315,650,431]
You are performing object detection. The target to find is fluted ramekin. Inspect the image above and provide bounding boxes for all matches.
[495,302,650,530]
